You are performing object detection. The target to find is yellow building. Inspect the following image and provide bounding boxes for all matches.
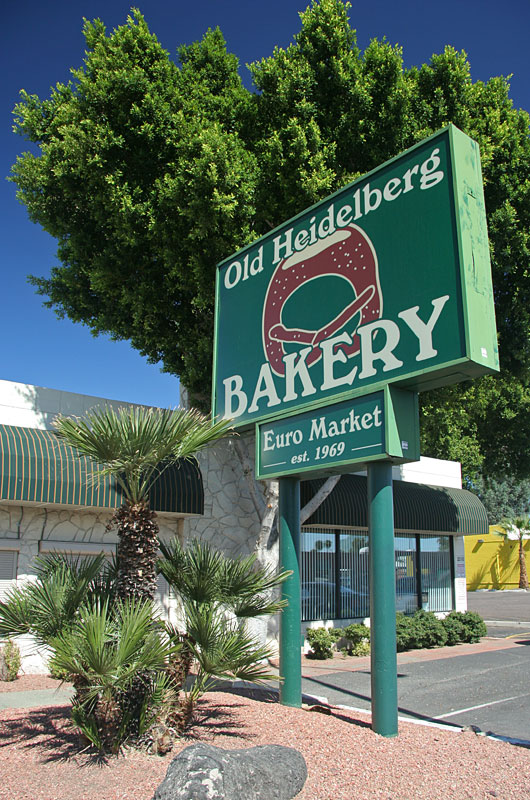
[465,526,530,590]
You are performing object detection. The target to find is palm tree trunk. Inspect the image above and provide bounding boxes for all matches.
[519,536,529,589]
[114,501,159,601]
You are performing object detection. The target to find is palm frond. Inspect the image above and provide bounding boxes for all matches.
[0,587,33,639]
[54,406,232,504]
[158,539,290,615]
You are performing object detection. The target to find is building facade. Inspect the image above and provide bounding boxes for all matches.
[0,380,488,671]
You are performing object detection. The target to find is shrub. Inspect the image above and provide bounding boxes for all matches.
[306,627,335,659]
[342,623,370,656]
[442,611,467,645]
[395,613,422,651]
[0,639,21,681]
[412,610,448,648]
[444,611,486,643]
[329,627,344,643]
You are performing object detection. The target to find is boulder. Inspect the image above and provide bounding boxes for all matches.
[152,742,307,800]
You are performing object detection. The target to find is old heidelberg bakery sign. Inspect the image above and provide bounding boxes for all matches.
[213,125,499,429]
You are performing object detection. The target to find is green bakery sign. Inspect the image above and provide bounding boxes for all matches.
[256,387,419,480]
[213,125,499,429]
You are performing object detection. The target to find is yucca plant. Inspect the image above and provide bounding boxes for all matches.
[51,597,179,753]
[54,406,232,601]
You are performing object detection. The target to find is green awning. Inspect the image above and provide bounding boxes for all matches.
[0,425,203,515]
[301,474,488,535]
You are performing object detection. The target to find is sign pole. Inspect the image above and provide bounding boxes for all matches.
[279,476,302,708]
[368,461,398,737]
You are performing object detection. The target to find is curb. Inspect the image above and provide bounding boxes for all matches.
[228,682,530,748]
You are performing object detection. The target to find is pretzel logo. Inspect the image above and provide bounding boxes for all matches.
[262,225,382,377]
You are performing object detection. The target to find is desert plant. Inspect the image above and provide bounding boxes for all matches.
[158,539,289,730]
[54,406,231,601]
[51,597,178,753]
[306,627,335,659]
[0,639,21,681]
[0,553,111,648]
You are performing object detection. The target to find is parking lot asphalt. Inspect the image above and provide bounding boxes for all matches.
[300,634,530,741]
[467,588,530,624]
[297,591,530,743]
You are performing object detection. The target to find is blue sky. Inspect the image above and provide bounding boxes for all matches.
[2,0,529,408]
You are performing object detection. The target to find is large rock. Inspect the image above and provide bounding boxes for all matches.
[152,742,307,800]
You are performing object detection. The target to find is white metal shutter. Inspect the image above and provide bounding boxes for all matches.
[0,550,17,600]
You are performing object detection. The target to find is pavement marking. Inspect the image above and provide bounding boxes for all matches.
[435,694,529,719]
[505,631,530,639]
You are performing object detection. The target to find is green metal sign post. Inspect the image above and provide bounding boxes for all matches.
[212,125,499,738]
[279,476,302,707]
[368,462,398,736]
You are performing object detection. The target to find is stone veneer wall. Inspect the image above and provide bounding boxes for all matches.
[0,503,185,672]
[183,434,281,649]
[184,435,264,559]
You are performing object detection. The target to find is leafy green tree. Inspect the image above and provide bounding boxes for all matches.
[54,405,231,601]
[472,473,530,524]
[9,1,530,478]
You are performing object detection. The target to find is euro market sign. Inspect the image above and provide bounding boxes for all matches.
[256,387,420,481]
[213,125,499,429]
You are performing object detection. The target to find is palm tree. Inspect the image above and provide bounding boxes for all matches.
[158,538,290,728]
[54,406,231,601]
[501,516,530,590]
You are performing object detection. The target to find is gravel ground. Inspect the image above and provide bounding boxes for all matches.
[0,687,529,800]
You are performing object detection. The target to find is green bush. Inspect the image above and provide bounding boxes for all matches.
[342,623,370,656]
[396,611,448,651]
[0,639,21,681]
[413,610,448,648]
[441,611,467,645]
[395,613,422,652]
[443,611,486,644]
[329,627,344,643]
[306,627,335,659]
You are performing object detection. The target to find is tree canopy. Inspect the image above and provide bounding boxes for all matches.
[10,0,530,479]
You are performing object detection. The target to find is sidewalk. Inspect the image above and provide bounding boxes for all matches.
[266,630,530,681]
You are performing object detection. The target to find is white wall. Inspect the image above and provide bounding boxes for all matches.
[0,379,139,430]
[393,456,462,489]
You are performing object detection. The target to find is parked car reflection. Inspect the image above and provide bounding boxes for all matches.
[395,576,428,614]
[301,580,369,620]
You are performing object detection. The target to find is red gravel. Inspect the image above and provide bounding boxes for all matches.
[0,689,528,800]
[0,674,67,692]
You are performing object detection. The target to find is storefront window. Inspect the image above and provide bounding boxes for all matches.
[419,534,453,612]
[339,532,370,619]
[395,535,418,614]
[301,528,337,620]
[301,528,454,621]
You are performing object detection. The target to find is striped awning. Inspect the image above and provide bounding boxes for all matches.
[301,474,488,535]
[0,425,203,515]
